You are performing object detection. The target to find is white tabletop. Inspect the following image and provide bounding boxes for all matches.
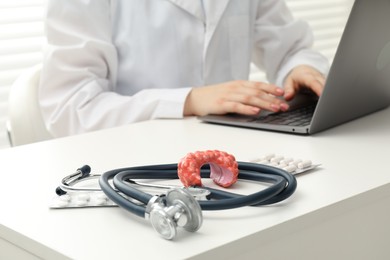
[1,108,390,260]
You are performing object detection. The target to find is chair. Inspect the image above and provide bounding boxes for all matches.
[6,64,53,146]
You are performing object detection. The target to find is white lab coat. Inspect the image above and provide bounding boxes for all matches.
[39,0,329,137]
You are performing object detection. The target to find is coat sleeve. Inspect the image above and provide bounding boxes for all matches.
[39,0,191,137]
[252,0,330,86]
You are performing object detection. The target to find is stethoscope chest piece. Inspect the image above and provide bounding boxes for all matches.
[147,188,203,240]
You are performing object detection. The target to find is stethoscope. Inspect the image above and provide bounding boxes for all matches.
[56,162,297,240]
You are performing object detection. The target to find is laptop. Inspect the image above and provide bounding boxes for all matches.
[199,0,390,135]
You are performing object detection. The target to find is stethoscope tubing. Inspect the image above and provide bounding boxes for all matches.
[99,168,147,217]
[98,162,297,217]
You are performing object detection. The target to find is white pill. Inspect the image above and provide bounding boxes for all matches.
[289,159,302,166]
[283,165,297,173]
[298,160,312,169]
[269,162,279,167]
[280,158,293,165]
[96,193,109,200]
[75,199,88,207]
[95,198,108,206]
[55,199,69,207]
[270,156,284,163]
[278,163,287,168]
[58,194,71,202]
[260,153,275,161]
[259,160,270,165]
[76,194,90,201]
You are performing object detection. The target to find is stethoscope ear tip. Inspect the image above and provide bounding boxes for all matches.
[78,165,91,177]
[55,186,67,196]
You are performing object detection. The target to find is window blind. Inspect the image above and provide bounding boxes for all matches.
[250,0,354,80]
[0,0,354,148]
[0,0,46,148]
[287,0,354,61]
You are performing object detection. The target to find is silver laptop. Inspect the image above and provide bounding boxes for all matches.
[200,0,390,135]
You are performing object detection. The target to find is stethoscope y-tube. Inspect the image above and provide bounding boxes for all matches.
[97,162,297,239]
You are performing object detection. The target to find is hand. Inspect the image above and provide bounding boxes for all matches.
[283,65,326,101]
[184,80,289,116]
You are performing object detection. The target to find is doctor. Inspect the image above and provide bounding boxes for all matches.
[39,0,329,137]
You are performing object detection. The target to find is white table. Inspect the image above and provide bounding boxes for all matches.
[1,108,390,260]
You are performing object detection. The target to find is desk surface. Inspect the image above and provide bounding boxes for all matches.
[1,108,390,260]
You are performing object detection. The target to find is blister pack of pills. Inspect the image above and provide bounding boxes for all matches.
[50,191,117,209]
[248,153,320,175]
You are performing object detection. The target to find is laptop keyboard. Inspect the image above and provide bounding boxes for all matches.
[252,104,316,126]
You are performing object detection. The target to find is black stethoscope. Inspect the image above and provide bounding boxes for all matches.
[57,162,297,240]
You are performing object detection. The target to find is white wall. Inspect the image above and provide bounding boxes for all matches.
[0,0,354,149]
